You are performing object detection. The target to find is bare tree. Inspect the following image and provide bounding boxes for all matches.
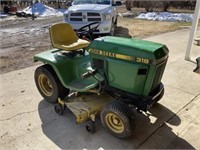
[126,0,132,11]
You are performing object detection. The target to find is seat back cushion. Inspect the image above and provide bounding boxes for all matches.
[50,23,78,48]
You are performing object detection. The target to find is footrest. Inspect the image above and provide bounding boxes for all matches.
[68,79,98,91]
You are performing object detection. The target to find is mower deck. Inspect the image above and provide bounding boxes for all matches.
[64,93,113,124]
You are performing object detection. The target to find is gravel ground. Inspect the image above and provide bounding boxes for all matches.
[0,16,63,74]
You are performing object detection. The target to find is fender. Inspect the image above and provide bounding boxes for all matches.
[34,49,96,91]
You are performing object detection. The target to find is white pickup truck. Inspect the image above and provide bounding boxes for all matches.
[63,0,117,35]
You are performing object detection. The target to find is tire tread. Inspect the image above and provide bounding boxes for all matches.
[34,64,69,103]
[101,101,136,138]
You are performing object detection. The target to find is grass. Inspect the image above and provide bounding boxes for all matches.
[115,6,198,39]
[115,17,195,39]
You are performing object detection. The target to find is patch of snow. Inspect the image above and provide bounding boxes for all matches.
[118,11,134,18]
[136,12,193,22]
[56,9,67,14]
[22,2,64,17]
[1,24,49,37]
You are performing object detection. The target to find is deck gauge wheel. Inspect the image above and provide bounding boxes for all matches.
[54,104,64,115]
[86,122,95,133]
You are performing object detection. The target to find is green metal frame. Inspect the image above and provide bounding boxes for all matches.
[34,36,168,97]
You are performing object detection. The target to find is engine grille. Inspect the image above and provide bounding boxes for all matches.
[151,59,167,91]
[69,12,102,22]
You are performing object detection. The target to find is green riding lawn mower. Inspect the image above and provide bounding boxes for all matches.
[34,22,169,139]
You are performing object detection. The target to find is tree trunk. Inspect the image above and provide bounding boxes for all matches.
[126,0,132,11]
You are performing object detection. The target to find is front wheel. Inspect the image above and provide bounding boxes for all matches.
[154,88,164,104]
[34,65,69,103]
[100,101,136,139]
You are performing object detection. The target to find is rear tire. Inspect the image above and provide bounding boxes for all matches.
[100,101,136,139]
[34,65,69,103]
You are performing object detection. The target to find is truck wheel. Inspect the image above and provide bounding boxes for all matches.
[100,101,136,139]
[114,17,118,25]
[3,6,10,13]
[110,23,115,36]
[34,65,69,103]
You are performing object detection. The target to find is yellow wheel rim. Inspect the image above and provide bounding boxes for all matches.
[38,74,53,96]
[105,113,125,133]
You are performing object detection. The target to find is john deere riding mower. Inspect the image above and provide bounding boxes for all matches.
[34,22,169,138]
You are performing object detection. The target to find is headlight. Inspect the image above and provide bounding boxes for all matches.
[103,14,111,21]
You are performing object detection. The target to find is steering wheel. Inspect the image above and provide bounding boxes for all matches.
[76,22,101,41]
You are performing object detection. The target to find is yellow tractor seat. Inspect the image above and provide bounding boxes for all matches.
[49,23,90,51]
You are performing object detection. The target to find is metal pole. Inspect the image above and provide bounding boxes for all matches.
[185,0,200,61]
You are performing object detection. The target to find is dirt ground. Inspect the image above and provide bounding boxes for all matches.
[0,6,194,74]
